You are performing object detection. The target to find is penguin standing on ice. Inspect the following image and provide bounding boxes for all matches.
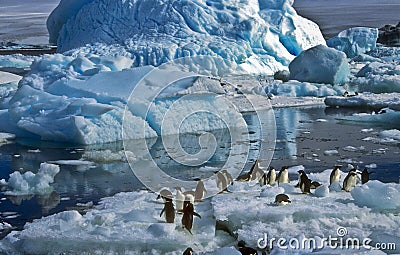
[249,160,264,181]
[266,166,276,186]
[330,166,341,186]
[274,193,291,206]
[361,168,374,184]
[342,172,358,192]
[221,170,233,187]
[194,179,207,202]
[216,171,227,192]
[160,198,175,223]
[277,166,290,185]
[298,170,311,194]
[182,202,201,235]
[259,172,267,186]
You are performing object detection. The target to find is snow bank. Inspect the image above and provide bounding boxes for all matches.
[351,62,400,94]
[351,181,400,209]
[327,27,378,58]
[0,163,60,195]
[212,170,400,253]
[289,45,350,85]
[263,80,346,97]
[48,0,325,75]
[0,191,233,254]
[325,93,400,110]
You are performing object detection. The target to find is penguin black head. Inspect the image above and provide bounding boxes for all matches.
[297,170,306,175]
[269,166,274,170]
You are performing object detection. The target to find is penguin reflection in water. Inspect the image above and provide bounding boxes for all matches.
[182,202,201,234]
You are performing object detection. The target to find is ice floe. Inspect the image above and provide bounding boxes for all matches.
[0,163,60,195]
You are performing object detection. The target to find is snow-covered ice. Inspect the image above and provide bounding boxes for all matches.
[289,45,350,85]
[325,93,400,110]
[351,180,400,209]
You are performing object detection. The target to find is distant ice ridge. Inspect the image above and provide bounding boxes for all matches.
[47,0,325,75]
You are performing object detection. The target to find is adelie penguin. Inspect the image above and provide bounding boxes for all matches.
[182,202,201,235]
[238,240,257,255]
[194,179,207,202]
[361,168,374,184]
[298,170,311,194]
[249,160,264,182]
[274,193,291,206]
[277,166,290,185]
[342,172,358,192]
[329,165,341,186]
[160,198,175,223]
[266,166,276,186]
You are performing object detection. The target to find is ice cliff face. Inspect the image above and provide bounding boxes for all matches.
[48,0,325,74]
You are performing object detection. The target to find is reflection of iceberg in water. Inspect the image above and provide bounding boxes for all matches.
[274,108,308,159]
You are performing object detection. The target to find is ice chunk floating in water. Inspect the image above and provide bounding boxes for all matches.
[0,163,60,195]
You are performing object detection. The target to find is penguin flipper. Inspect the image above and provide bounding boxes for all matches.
[193,212,201,219]
[160,208,165,217]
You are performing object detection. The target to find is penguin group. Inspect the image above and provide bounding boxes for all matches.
[157,179,206,235]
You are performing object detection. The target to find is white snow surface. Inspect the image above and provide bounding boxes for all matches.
[0,163,60,195]
[48,0,325,75]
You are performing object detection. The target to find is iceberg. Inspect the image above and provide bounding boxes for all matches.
[48,0,325,75]
[327,27,378,58]
[289,45,350,85]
